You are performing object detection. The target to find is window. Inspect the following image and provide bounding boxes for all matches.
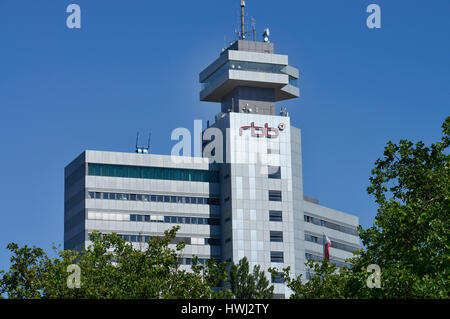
[270,251,284,263]
[164,196,170,203]
[191,197,197,204]
[270,231,283,242]
[269,210,282,222]
[304,215,310,223]
[144,215,150,222]
[130,214,137,222]
[185,217,191,224]
[164,216,170,223]
[272,273,284,284]
[136,215,142,222]
[177,217,184,224]
[157,195,164,202]
[110,193,116,200]
[88,192,95,199]
[191,217,197,224]
[177,196,183,203]
[130,235,137,242]
[171,196,177,203]
[137,194,142,201]
[130,194,137,201]
[185,258,191,265]
[185,197,191,204]
[198,218,204,225]
[95,192,101,199]
[268,166,281,179]
[170,216,177,224]
[320,220,326,227]
[269,190,282,202]
[88,163,219,183]
[151,195,157,202]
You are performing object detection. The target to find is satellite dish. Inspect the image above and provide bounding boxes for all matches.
[263,28,270,42]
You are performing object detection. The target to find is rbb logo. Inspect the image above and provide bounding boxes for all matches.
[239,122,285,138]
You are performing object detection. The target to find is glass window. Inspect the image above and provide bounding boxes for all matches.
[177,217,184,224]
[198,218,204,225]
[136,215,142,222]
[95,192,101,199]
[268,166,281,179]
[185,258,191,265]
[144,215,150,222]
[171,196,177,203]
[170,216,177,223]
[197,198,204,205]
[122,194,129,200]
[185,217,191,224]
[123,235,130,242]
[137,194,142,201]
[144,236,150,242]
[270,231,283,242]
[157,195,164,202]
[88,192,95,199]
[110,193,116,200]
[191,217,197,224]
[150,195,157,202]
[130,235,137,242]
[164,216,170,223]
[270,251,284,263]
[130,194,137,201]
[177,196,183,203]
[130,214,137,221]
[191,197,197,204]
[143,195,149,201]
[185,197,191,204]
[164,196,170,203]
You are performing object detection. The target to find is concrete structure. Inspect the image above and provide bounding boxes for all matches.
[64,4,359,299]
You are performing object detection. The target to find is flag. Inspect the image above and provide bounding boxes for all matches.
[323,234,331,260]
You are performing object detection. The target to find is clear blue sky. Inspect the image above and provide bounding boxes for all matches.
[0,0,448,271]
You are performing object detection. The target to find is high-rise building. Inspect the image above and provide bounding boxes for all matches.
[64,2,359,298]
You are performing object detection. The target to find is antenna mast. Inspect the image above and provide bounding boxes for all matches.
[240,1,245,40]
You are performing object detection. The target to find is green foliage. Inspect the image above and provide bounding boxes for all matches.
[0,227,232,299]
[271,117,450,299]
[229,256,273,299]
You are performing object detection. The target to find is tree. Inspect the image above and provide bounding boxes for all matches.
[272,117,450,298]
[229,256,273,299]
[0,226,231,299]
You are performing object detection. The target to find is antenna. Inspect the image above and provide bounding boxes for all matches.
[240,1,245,40]
[135,131,151,154]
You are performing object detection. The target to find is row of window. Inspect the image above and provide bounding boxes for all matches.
[87,191,220,206]
[269,210,283,222]
[129,213,220,226]
[304,234,359,253]
[111,233,221,246]
[88,163,220,183]
[304,214,359,236]
[179,257,211,265]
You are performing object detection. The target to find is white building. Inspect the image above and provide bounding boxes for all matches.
[64,3,359,298]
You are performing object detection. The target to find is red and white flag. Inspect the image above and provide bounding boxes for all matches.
[323,234,331,260]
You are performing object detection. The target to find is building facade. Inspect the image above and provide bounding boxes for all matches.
[64,15,359,298]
